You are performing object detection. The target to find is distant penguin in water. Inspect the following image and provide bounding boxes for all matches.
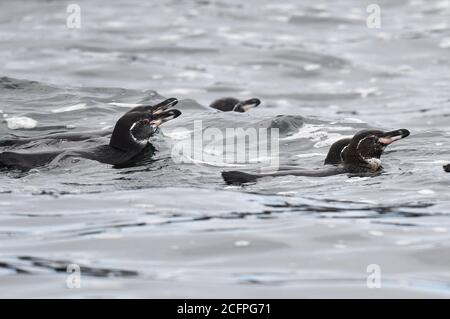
[0,98,181,171]
[444,164,450,173]
[209,97,261,113]
[222,129,410,184]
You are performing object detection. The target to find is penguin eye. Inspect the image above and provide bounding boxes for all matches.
[357,136,378,156]
[367,135,379,145]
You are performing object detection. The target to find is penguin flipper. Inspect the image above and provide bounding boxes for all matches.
[222,171,260,185]
[444,164,450,173]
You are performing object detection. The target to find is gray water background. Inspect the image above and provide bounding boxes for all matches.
[0,0,449,297]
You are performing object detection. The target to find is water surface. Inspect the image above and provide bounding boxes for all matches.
[0,0,450,298]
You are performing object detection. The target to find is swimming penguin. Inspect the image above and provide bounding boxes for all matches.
[0,129,112,147]
[209,97,261,113]
[0,98,181,171]
[222,129,410,184]
[444,164,450,173]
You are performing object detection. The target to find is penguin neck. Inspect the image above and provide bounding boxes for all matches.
[362,158,382,171]
[344,145,382,172]
[109,125,148,154]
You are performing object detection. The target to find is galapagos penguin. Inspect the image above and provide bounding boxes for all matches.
[0,98,181,170]
[222,129,410,184]
[209,97,261,113]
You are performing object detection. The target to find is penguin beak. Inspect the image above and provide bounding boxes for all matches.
[378,129,410,145]
[235,98,261,112]
[148,109,182,127]
[150,98,179,115]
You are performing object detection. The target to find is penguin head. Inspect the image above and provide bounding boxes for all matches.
[345,129,410,170]
[129,109,181,142]
[110,98,181,153]
[209,97,261,112]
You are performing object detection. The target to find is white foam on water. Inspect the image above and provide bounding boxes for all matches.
[5,116,38,129]
[275,100,291,107]
[172,151,246,168]
[303,64,321,71]
[51,103,87,113]
[355,87,379,98]
[268,15,290,22]
[396,240,413,246]
[430,22,448,31]
[102,21,126,29]
[295,153,323,158]
[409,0,425,6]
[238,90,252,96]
[134,203,155,209]
[345,177,370,183]
[277,191,298,195]
[331,118,367,124]
[418,189,435,195]
[159,34,182,41]
[283,124,353,148]
[396,65,414,74]
[108,102,142,108]
[439,37,450,48]
[164,129,193,140]
[81,51,121,61]
[369,230,384,237]
[313,133,349,148]
[176,71,214,80]
[311,80,344,92]
[221,32,258,41]
[275,35,297,43]
[92,232,124,239]
[234,240,250,247]
[265,3,296,11]
[435,0,450,10]
[174,142,276,168]
[163,88,204,95]
[432,160,448,164]
[375,32,393,40]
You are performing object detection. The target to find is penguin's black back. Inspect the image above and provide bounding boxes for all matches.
[209,97,240,112]
[324,138,351,165]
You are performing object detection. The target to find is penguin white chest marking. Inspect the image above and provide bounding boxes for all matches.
[365,158,382,171]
